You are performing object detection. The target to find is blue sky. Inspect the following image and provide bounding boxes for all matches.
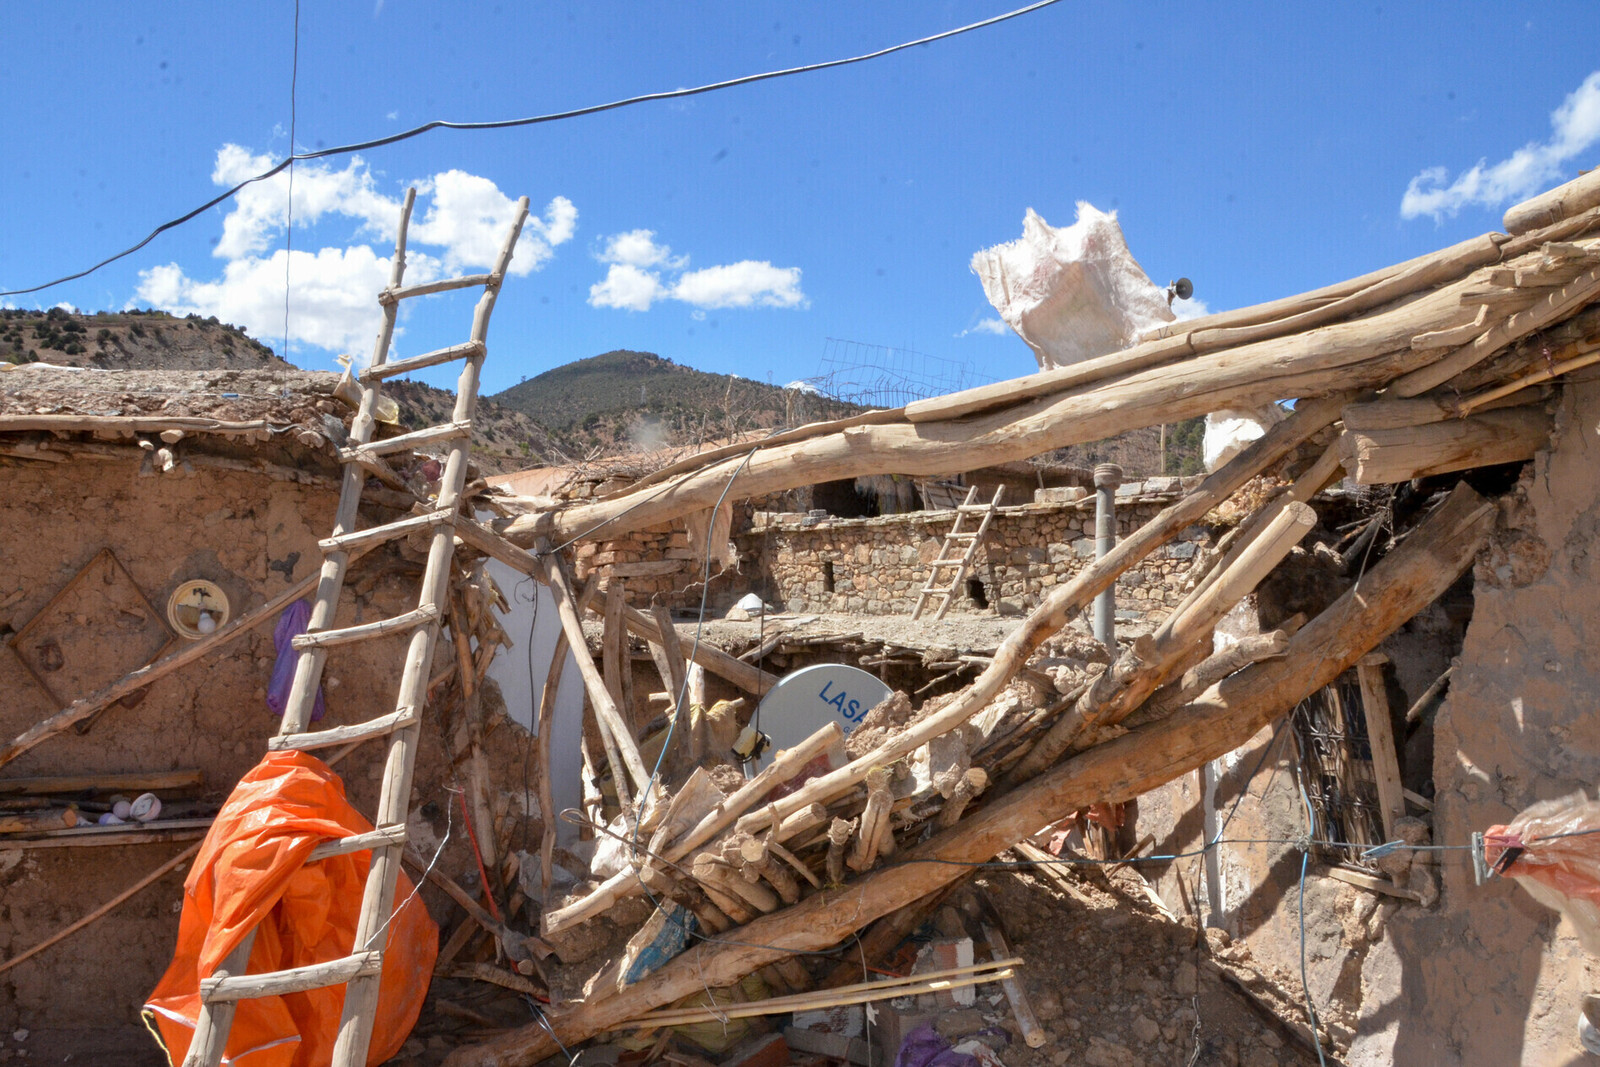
[3,2,1598,398]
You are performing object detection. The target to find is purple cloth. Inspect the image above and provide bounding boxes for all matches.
[267,599,326,722]
[895,1026,981,1067]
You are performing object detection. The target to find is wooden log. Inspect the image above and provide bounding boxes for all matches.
[724,397,1348,844]
[1340,405,1552,485]
[1357,654,1404,841]
[1455,346,1600,416]
[542,723,843,934]
[1132,630,1292,725]
[1391,264,1600,396]
[599,599,780,696]
[936,769,989,830]
[505,246,1479,548]
[649,605,690,716]
[536,632,567,911]
[981,921,1046,1048]
[692,857,779,914]
[1504,168,1600,235]
[848,768,894,872]
[0,770,202,796]
[0,808,77,833]
[442,484,1494,1067]
[825,818,855,886]
[1003,501,1315,784]
[0,571,319,770]
[542,551,650,796]
[1404,666,1453,727]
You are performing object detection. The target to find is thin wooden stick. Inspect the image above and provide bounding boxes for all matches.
[0,842,198,976]
[537,632,568,911]
[627,959,1023,1028]
[1454,346,1600,415]
[0,571,320,769]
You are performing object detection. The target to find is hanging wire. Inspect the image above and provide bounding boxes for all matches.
[1,0,1065,298]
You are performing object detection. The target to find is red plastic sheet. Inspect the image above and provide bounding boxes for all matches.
[1486,790,1600,950]
[143,751,437,1066]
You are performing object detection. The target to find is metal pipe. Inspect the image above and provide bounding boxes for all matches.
[1092,463,1123,648]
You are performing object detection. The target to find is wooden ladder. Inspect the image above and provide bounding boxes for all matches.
[910,484,1004,621]
[181,188,530,1067]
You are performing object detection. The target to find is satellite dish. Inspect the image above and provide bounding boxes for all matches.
[752,663,893,770]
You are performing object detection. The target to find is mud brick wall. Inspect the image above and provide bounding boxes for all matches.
[737,483,1214,617]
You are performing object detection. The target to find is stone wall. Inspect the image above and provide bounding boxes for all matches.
[738,479,1213,617]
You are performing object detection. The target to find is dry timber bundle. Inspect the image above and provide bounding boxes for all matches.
[418,172,1600,1065]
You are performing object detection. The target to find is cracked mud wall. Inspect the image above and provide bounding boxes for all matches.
[0,454,538,1047]
[1349,374,1600,1066]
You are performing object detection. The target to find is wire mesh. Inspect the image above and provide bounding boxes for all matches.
[804,338,1000,409]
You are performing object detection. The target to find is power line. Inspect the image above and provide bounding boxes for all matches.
[1,0,1065,299]
[282,0,301,361]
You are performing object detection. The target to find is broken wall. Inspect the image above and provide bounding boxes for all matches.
[0,454,539,1053]
[1132,376,1600,1065]
[740,487,1212,617]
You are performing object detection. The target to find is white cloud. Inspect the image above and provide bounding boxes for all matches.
[130,145,574,357]
[671,262,805,309]
[587,229,806,313]
[412,171,575,275]
[957,317,1009,338]
[53,301,78,313]
[598,229,684,269]
[784,379,822,395]
[1401,71,1600,220]
[134,245,433,355]
[589,264,668,312]
[1170,295,1211,321]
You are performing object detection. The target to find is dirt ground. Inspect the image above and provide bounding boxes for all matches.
[346,855,1326,1067]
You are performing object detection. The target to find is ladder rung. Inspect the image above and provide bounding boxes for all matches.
[201,950,383,1003]
[363,340,486,382]
[292,604,441,650]
[319,510,454,553]
[379,273,497,305]
[956,505,994,513]
[308,824,408,862]
[269,704,420,752]
[928,558,966,568]
[947,532,979,540]
[343,420,472,461]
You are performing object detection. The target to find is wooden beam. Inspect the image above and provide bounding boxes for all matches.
[444,487,1495,1067]
[1356,655,1404,841]
[1339,405,1551,485]
[599,599,780,696]
[541,552,650,797]
[0,770,202,796]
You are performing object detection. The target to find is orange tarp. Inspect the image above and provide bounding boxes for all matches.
[144,751,437,1066]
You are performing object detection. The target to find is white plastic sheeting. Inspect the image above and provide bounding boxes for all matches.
[971,203,1176,370]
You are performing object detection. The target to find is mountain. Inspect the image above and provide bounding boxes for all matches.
[0,307,287,370]
[3,312,1203,477]
[488,350,864,457]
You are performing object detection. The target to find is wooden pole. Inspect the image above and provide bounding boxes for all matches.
[536,632,568,909]
[443,483,1494,1067]
[598,599,780,696]
[1356,653,1404,840]
[1339,405,1552,485]
[542,552,651,796]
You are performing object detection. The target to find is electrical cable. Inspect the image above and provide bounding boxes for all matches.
[2,0,1065,298]
[282,0,300,360]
